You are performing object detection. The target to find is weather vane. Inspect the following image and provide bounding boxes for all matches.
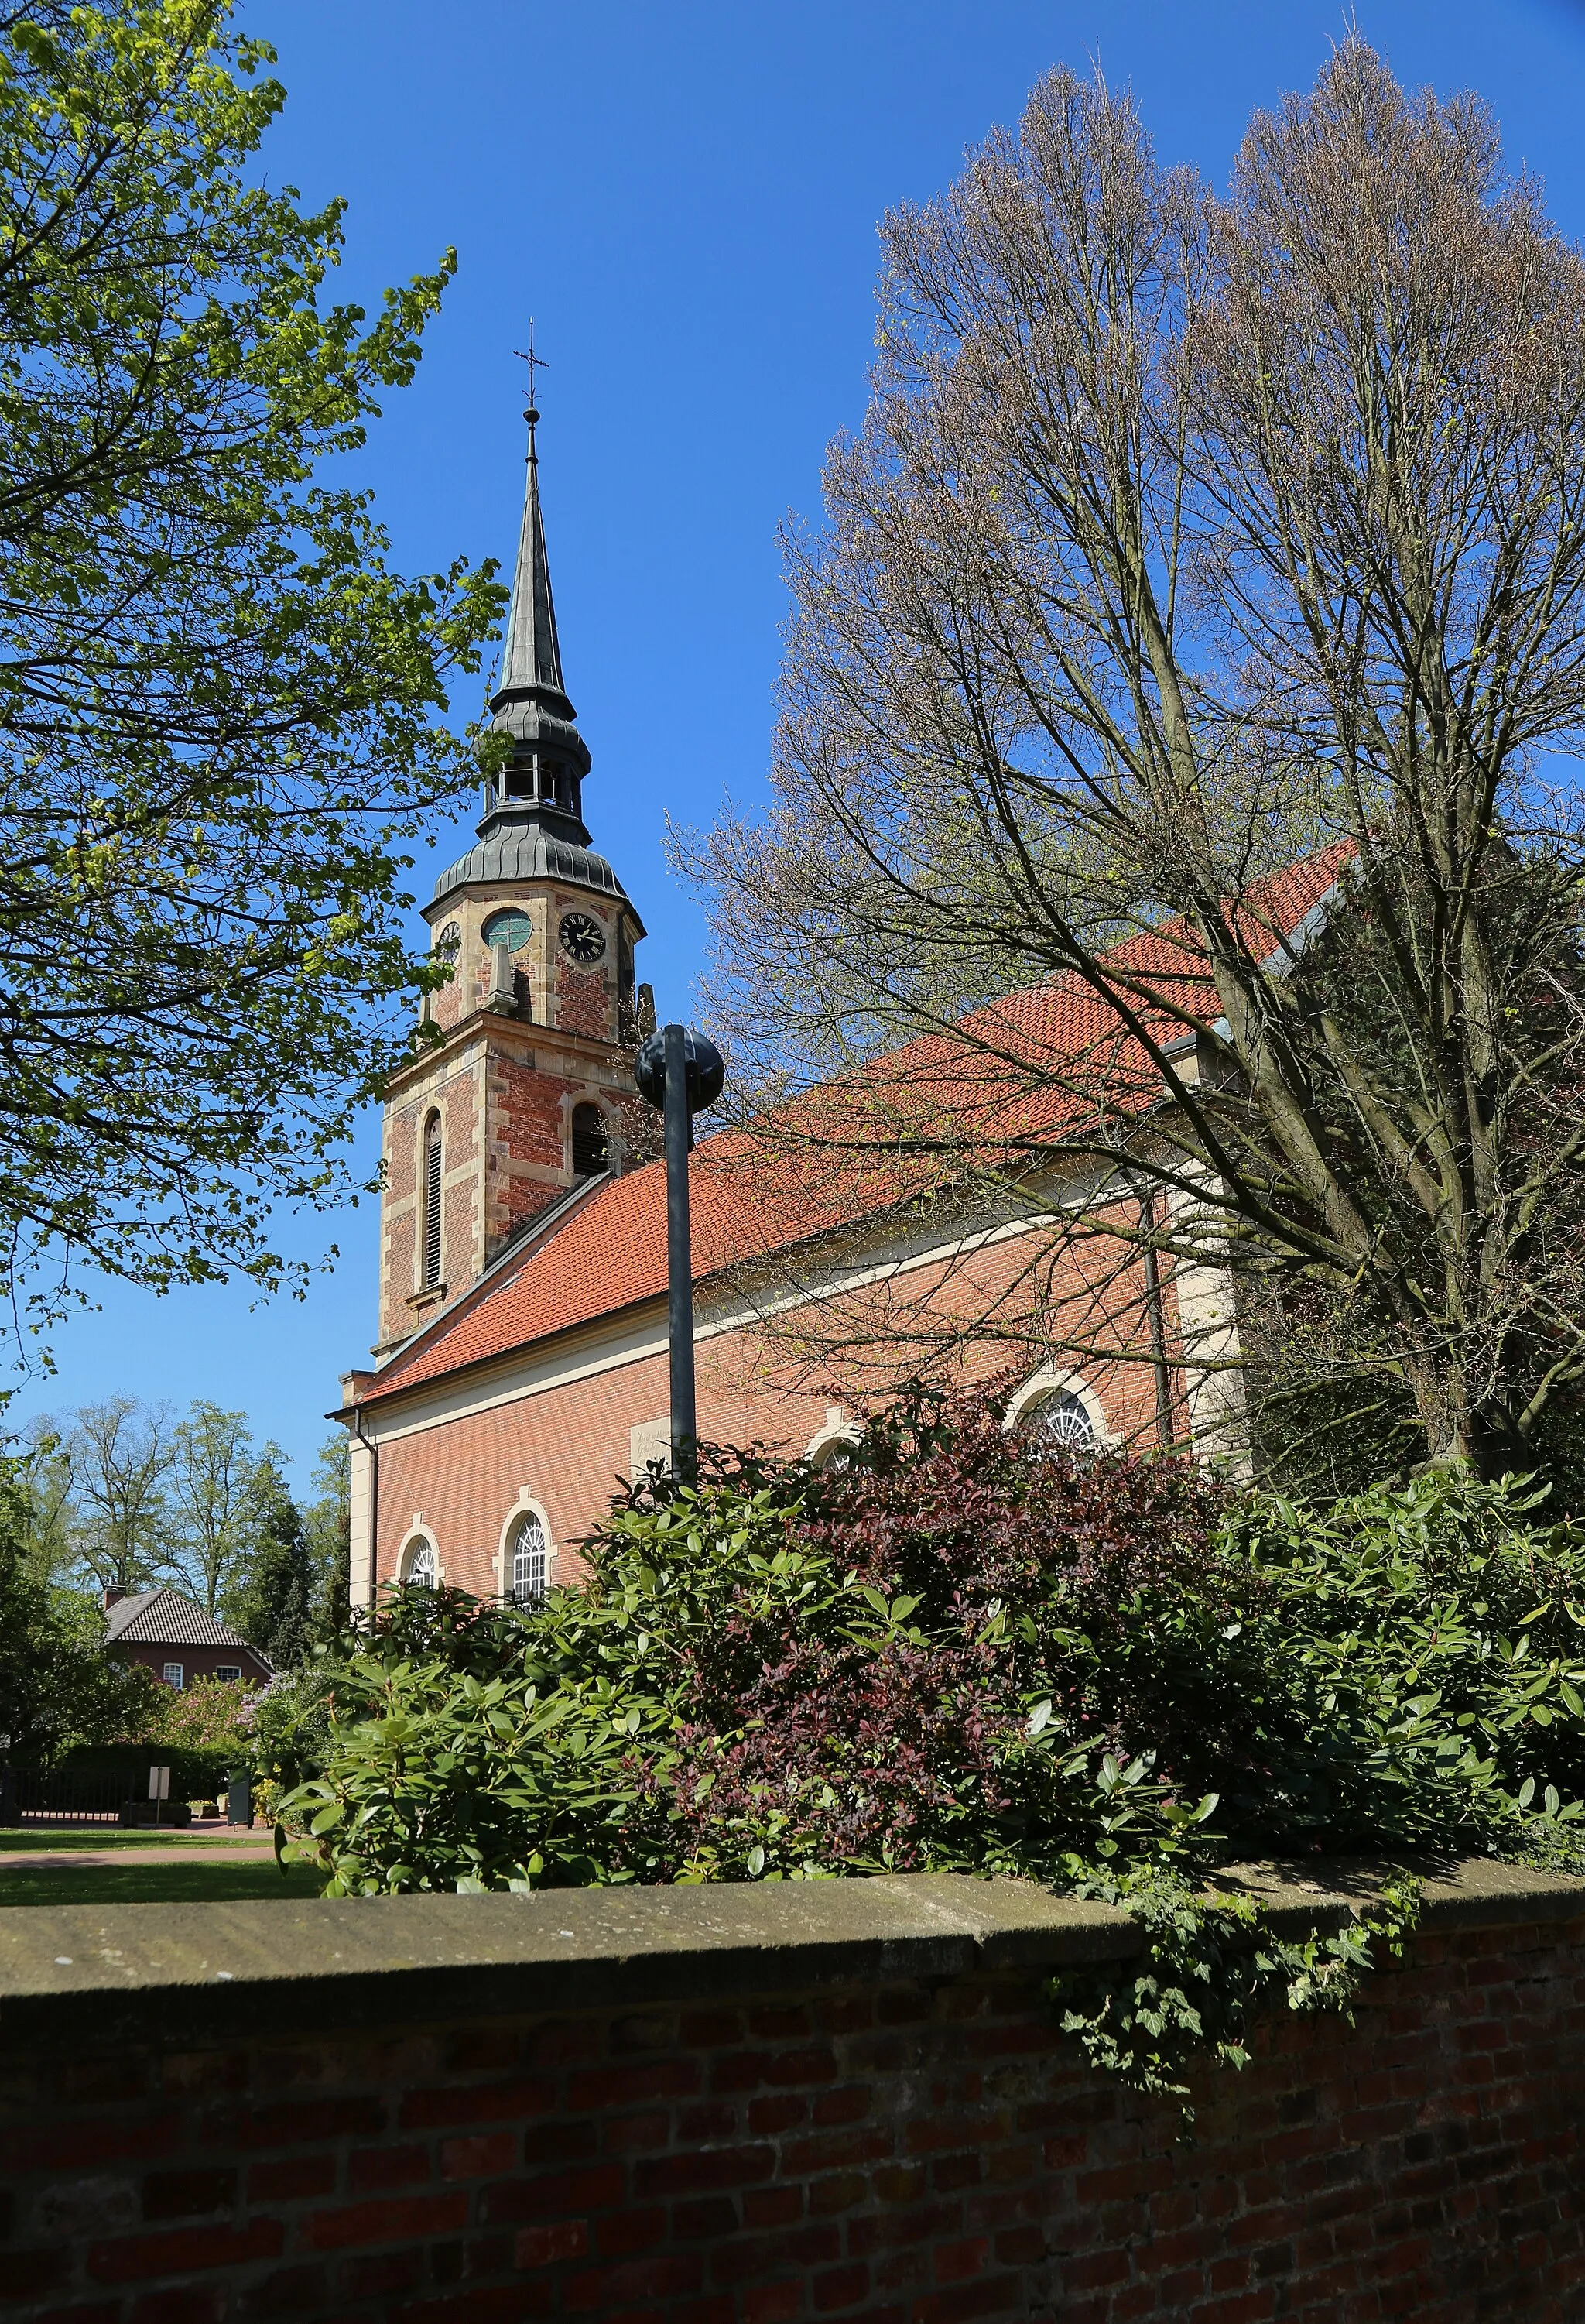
[514,319,548,417]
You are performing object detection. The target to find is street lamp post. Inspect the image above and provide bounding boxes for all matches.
[634,1022,725,1482]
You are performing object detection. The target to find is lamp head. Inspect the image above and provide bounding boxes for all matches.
[635,1025,725,1114]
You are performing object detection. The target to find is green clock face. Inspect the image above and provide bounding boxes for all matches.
[559,910,606,964]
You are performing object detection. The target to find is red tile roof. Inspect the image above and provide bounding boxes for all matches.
[358,848,1351,1409]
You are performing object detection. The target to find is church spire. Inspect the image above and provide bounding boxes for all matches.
[492,405,571,717]
[477,377,592,842]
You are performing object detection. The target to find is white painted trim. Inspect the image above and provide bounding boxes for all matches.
[395,1520,443,1585]
[347,1436,374,1609]
[1002,1366,1118,1448]
[1166,1177,1250,1475]
[370,1302,673,1443]
[496,1493,556,1598]
[805,1405,862,1468]
[629,1416,670,1482]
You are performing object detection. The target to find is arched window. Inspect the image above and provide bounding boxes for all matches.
[806,1429,861,1474]
[401,1536,437,1587]
[1025,1389,1097,1455]
[571,1102,608,1177]
[507,1510,549,1605]
[421,1112,443,1288]
[481,907,533,954]
[806,1407,862,1474]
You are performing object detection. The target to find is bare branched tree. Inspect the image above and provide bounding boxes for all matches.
[681,43,1585,1480]
[59,1395,173,1596]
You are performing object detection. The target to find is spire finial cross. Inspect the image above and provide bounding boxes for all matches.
[513,319,548,424]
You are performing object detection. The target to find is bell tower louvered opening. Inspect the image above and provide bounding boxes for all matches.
[422,1112,443,1288]
[571,1102,608,1177]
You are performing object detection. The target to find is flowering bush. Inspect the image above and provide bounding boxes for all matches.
[124,1672,256,1758]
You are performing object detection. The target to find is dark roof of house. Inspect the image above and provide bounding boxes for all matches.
[104,1588,269,1664]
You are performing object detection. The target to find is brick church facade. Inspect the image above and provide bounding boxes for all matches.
[337,413,1321,1610]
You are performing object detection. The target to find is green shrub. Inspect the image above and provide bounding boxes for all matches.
[1238,1471,1585,1851]
[275,1390,1585,1900]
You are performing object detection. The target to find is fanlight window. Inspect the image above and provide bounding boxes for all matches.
[508,1512,549,1606]
[1025,1390,1097,1455]
[481,908,533,954]
[808,1434,859,1474]
[571,1102,608,1176]
[404,1537,438,1588]
[422,1113,443,1289]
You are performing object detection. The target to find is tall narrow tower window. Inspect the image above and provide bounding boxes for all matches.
[422,1112,443,1288]
[571,1103,608,1177]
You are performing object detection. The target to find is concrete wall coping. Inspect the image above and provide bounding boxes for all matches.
[0,1858,1580,2054]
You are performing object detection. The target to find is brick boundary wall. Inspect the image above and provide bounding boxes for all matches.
[2,1865,1583,2323]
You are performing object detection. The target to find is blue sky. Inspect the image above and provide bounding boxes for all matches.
[12,0,1585,1484]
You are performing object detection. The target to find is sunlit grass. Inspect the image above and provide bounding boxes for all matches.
[0,1828,265,1853]
[0,1858,326,1907]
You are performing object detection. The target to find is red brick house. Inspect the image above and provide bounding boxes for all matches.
[104,1587,272,1689]
[336,415,1333,1609]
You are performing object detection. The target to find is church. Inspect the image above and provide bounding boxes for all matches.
[335,413,1335,1610]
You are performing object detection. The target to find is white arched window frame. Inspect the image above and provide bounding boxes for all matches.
[804,1408,863,1472]
[397,1524,441,1587]
[497,1494,556,1606]
[1002,1369,1116,1452]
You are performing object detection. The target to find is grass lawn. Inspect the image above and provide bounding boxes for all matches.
[0,1857,327,1907]
[0,1828,260,1853]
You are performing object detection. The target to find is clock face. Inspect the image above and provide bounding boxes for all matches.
[558,910,606,965]
[435,921,462,960]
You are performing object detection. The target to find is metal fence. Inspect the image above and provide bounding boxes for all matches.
[0,1766,145,1825]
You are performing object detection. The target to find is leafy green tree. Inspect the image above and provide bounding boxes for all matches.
[226,1450,312,1668]
[9,1420,75,1581]
[303,1430,351,1645]
[167,1400,258,1616]
[270,1396,1585,2113]
[0,1470,146,1756]
[0,1,502,1345]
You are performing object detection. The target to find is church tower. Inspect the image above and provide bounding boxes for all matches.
[373,400,647,1357]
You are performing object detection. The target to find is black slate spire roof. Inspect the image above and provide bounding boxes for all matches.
[491,404,575,725]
